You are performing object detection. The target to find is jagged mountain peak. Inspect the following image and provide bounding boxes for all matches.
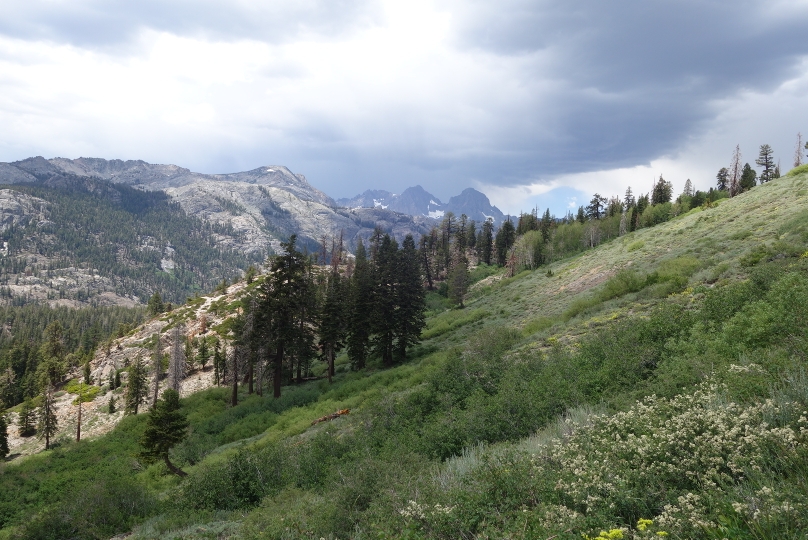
[338,184,505,224]
[445,187,506,224]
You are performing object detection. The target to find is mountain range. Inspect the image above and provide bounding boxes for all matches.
[0,156,506,307]
[337,185,506,224]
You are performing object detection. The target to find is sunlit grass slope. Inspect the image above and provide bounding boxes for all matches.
[3,171,808,539]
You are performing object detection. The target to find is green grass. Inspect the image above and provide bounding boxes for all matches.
[421,308,489,339]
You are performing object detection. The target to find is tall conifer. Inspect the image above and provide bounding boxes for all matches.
[395,234,426,362]
[319,271,347,383]
[125,355,148,415]
[37,383,58,449]
[481,220,494,265]
[347,239,373,370]
[371,235,399,367]
[258,235,315,398]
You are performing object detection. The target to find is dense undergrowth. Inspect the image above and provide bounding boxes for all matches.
[3,173,808,539]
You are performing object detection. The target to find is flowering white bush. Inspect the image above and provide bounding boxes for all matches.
[535,378,808,537]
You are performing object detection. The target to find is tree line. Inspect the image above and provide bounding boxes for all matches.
[230,231,425,400]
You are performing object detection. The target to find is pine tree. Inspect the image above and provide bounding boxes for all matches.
[213,338,224,385]
[495,219,516,266]
[395,234,426,362]
[418,235,434,290]
[740,163,757,192]
[448,250,469,308]
[755,144,775,183]
[139,389,189,477]
[18,398,36,437]
[370,234,399,367]
[585,194,608,219]
[481,220,494,265]
[147,292,164,317]
[318,270,346,383]
[0,413,8,459]
[245,265,257,284]
[197,338,209,371]
[623,186,636,208]
[540,209,553,243]
[258,234,315,398]
[347,239,373,370]
[606,197,622,218]
[108,395,116,414]
[82,361,91,385]
[125,355,148,415]
[457,214,468,252]
[229,345,241,407]
[716,167,729,191]
[37,383,58,450]
[467,220,477,251]
[682,179,694,197]
[39,321,66,385]
[627,206,637,233]
[651,176,673,205]
[576,206,586,224]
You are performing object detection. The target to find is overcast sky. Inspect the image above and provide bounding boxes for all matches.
[1,0,807,216]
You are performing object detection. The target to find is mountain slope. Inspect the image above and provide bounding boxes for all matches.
[0,179,257,306]
[0,157,434,257]
[4,171,808,538]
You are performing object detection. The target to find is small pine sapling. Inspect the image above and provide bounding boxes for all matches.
[139,389,189,476]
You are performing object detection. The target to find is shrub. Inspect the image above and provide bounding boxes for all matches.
[15,477,158,540]
[786,163,808,177]
[626,240,645,252]
[597,269,646,301]
[64,379,101,403]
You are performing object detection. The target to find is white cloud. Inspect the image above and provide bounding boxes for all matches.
[0,1,807,205]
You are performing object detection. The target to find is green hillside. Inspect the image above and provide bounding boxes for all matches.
[3,170,808,539]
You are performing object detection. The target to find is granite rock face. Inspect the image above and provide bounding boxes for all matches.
[0,157,434,256]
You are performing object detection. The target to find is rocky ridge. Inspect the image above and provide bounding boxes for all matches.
[0,157,434,255]
[4,279,248,458]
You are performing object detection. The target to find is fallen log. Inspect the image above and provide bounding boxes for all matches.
[311,408,350,426]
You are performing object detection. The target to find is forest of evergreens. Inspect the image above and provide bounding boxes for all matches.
[0,178,260,306]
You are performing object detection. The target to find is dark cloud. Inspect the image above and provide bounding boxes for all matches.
[1,1,807,201]
[434,0,808,180]
[0,0,379,49]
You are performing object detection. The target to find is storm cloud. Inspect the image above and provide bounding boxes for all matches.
[0,0,806,214]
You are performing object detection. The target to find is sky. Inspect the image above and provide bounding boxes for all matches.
[1,1,807,216]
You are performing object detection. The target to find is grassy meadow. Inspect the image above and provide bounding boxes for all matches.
[3,171,808,538]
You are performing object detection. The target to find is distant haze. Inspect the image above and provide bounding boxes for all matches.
[1,1,807,216]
